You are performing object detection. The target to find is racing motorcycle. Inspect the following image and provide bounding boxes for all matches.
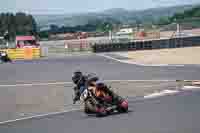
[77,84,128,117]
[0,51,11,63]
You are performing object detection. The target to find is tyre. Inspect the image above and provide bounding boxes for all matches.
[117,106,128,113]
[96,110,107,117]
[117,100,128,113]
[84,99,96,114]
[85,98,109,117]
[84,105,93,114]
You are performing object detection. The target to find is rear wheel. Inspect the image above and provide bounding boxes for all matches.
[117,106,128,113]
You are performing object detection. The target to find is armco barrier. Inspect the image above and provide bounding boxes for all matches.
[0,48,41,60]
[92,36,200,53]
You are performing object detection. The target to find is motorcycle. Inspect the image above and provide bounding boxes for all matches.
[0,51,12,63]
[78,84,128,117]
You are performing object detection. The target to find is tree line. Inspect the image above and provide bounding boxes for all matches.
[157,6,200,25]
[38,17,119,38]
[39,6,200,39]
[0,12,37,41]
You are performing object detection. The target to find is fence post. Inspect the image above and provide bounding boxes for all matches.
[40,46,48,57]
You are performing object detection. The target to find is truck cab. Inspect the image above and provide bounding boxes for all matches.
[16,36,40,48]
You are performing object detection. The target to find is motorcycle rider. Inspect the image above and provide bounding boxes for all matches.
[72,71,87,104]
[72,71,116,104]
[0,51,12,63]
[87,79,113,103]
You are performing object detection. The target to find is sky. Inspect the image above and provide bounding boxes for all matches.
[0,0,200,14]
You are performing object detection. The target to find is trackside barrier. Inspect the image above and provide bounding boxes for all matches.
[92,36,200,53]
[0,48,41,60]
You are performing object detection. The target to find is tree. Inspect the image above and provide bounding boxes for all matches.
[27,15,37,35]
[8,13,16,40]
[38,31,49,39]
[15,12,27,35]
[0,12,38,39]
[170,6,200,22]
[157,17,170,25]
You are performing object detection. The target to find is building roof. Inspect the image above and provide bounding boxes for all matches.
[16,36,36,41]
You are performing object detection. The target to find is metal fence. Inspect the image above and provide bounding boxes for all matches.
[92,36,200,53]
[39,39,93,57]
[39,23,200,56]
[39,35,200,55]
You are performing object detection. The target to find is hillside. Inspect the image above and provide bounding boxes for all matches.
[34,4,198,29]
[171,6,200,21]
[157,5,200,30]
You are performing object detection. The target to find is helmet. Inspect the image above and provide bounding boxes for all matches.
[96,82,106,90]
[87,74,99,86]
[72,71,83,85]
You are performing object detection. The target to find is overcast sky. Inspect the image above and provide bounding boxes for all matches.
[0,0,199,14]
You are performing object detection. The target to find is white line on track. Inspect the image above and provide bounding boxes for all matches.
[98,54,185,67]
[143,89,180,99]
[143,86,200,99]
[0,80,176,87]
[0,108,80,125]
[181,85,200,90]
[106,80,175,82]
[0,82,72,87]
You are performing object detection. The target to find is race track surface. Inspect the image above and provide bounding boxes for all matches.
[0,54,200,132]
[0,54,200,84]
[0,90,200,133]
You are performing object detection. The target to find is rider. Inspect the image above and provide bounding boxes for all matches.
[72,71,115,104]
[0,51,12,63]
[72,71,87,104]
[87,78,113,103]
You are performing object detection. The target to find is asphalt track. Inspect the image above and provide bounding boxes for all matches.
[0,90,200,133]
[1,54,200,132]
[0,54,200,85]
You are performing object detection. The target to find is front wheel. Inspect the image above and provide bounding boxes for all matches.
[84,98,108,117]
[84,99,97,114]
[117,100,128,113]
